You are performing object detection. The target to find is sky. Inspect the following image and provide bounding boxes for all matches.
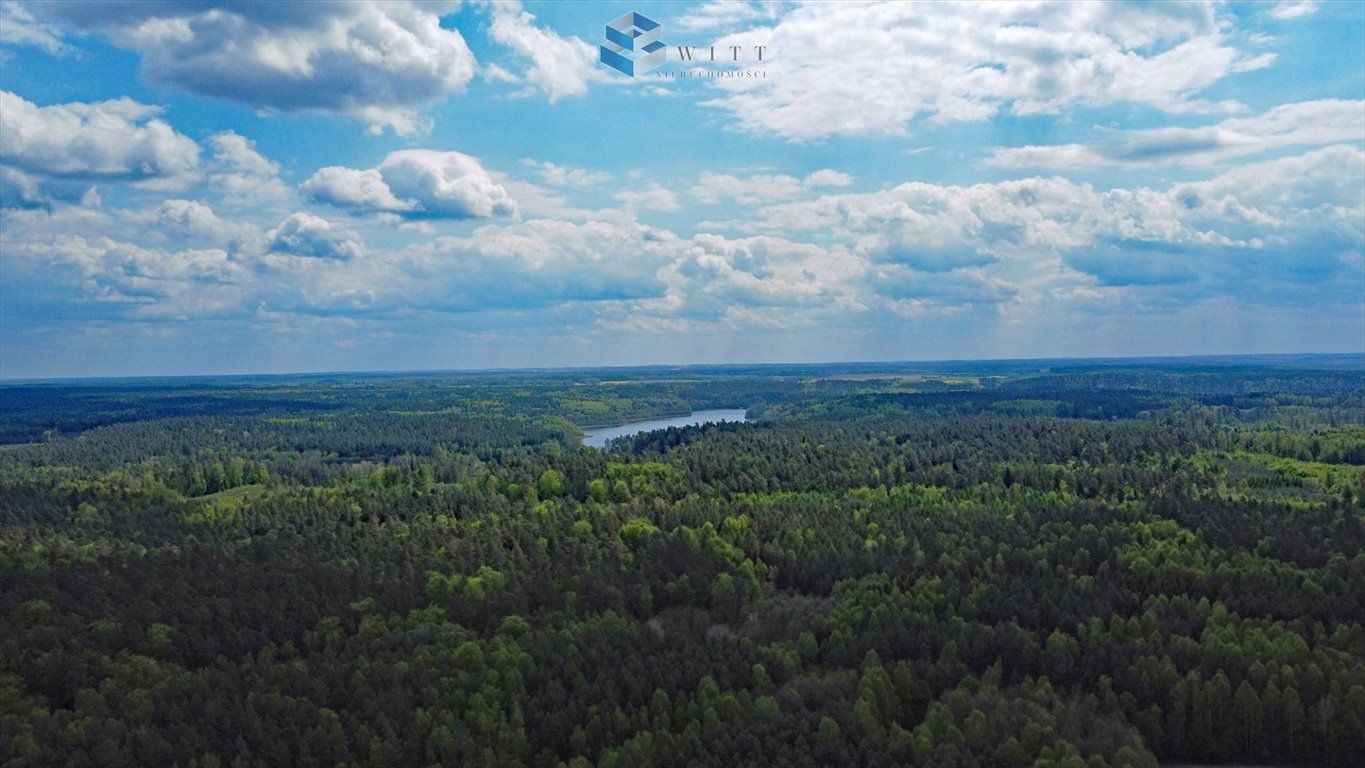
[0,0,1362,378]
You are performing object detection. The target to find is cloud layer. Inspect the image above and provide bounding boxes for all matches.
[486,2,604,102]
[9,143,1358,333]
[267,213,364,261]
[1,1,1360,376]
[0,91,198,181]
[702,1,1275,139]
[29,1,477,134]
[304,150,517,220]
[989,99,1365,168]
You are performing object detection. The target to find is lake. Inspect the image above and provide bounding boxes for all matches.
[580,409,749,448]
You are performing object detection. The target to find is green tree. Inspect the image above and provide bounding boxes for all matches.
[1233,679,1262,757]
[537,469,565,498]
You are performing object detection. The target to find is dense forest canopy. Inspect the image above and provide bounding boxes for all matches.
[1,356,1362,767]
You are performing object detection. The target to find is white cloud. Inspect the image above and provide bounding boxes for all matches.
[674,1,787,32]
[2,233,248,317]
[491,174,629,224]
[0,1,68,54]
[752,145,1363,300]
[304,167,412,213]
[870,265,1015,308]
[0,90,198,181]
[207,132,290,206]
[701,1,1275,140]
[803,169,854,188]
[0,166,48,209]
[207,133,275,181]
[31,1,475,135]
[303,150,517,220]
[1269,1,1319,20]
[288,144,1360,325]
[267,213,364,261]
[129,198,266,258]
[756,176,1098,270]
[614,184,681,212]
[519,159,611,188]
[4,131,1357,347]
[1165,145,1364,246]
[159,217,666,318]
[148,199,230,240]
[486,1,604,102]
[693,168,855,205]
[0,182,112,234]
[694,173,804,205]
[988,99,1365,168]
[482,63,521,84]
[667,233,866,317]
[371,219,678,313]
[372,150,518,219]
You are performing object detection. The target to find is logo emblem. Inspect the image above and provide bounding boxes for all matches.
[599,11,665,77]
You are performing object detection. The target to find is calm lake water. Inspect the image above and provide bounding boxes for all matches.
[581,409,748,448]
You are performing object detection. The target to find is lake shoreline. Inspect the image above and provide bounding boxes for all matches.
[576,412,693,431]
[580,409,749,448]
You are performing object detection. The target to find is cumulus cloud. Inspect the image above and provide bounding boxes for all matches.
[149,199,229,240]
[614,185,681,212]
[1269,1,1319,20]
[29,1,475,135]
[5,127,1357,348]
[870,265,1016,308]
[0,90,198,181]
[988,99,1365,168]
[304,150,517,220]
[26,142,1356,328]
[753,145,1363,302]
[668,233,865,317]
[265,219,868,321]
[803,169,854,188]
[491,174,629,224]
[380,152,518,219]
[2,233,248,317]
[304,219,678,315]
[486,1,604,102]
[304,168,411,213]
[213,218,675,316]
[207,132,290,206]
[757,176,1098,271]
[693,169,854,205]
[0,1,68,54]
[674,1,787,32]
[267,213,364,261]
[701,1,1274,140]
[519,159,610,188]
[134,198,264,256]
[0,166,48,209]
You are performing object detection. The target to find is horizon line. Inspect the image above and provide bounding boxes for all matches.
[3,351,1363,385]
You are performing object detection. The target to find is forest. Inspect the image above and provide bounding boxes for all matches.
[1,357,1362,767]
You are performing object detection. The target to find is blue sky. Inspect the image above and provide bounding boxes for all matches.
[1,0,1362,377]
